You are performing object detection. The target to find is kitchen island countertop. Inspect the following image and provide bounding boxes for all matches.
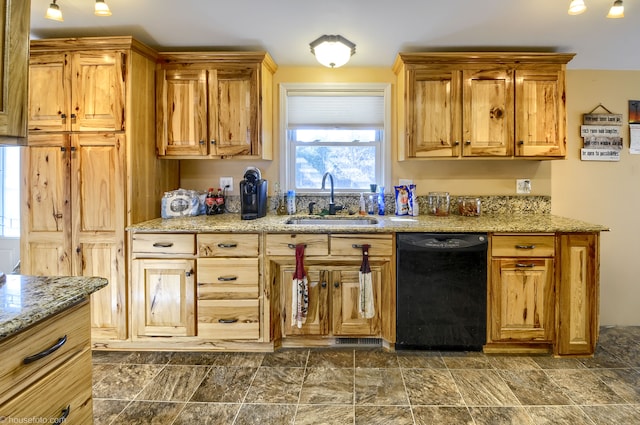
[0,275,108,340]
[127,213,609,234]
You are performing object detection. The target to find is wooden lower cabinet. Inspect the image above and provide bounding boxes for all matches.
[0,302,93,424]
[556,233,600,356]
[487,234,556,351]
[132,258,196,337]
[281,265,383,338]
[490,258,554,342]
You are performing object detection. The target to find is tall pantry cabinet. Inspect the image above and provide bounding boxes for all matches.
[21,37,179,341]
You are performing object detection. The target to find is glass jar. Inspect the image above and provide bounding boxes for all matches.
[427,192,450,216]
[457,197,481,216]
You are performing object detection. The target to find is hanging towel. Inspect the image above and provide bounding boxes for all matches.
[292,243,309,328]
[359,244,375,319]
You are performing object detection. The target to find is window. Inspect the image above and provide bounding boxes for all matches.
[0,146,20,238]
[280,83,390,192]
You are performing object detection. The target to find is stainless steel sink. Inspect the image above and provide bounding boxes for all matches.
[285,216,379,226]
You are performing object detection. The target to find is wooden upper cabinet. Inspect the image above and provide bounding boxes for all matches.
[28,50,126,133]
[0,0,30,144]
[394,52,574,159]
[407,67,461,157]
[156,52,276,159]
[463,67,514,157]
[515,67,566,157]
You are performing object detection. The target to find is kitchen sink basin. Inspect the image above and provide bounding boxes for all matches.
[285,216,379,226]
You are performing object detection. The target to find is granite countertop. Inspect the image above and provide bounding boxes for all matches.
[127,213,609,234]
[0,275,108,341]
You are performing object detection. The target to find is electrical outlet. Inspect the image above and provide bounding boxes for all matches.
[516,179,531,194]
[220,177,233,191]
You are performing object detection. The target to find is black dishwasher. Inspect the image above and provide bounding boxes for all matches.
[396,233,488,351]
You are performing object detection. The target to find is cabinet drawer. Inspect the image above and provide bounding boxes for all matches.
[198,299,260,340]
[198,233,259,257]
[132,233,195,255]
[265,234,329,256]
[330,234,393,257]
[197,258,260,299]
[492,235,555,257]
[0,302,90,404]
[0,349,93,425]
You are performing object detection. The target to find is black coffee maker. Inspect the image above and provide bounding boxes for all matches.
[240,167,268,220]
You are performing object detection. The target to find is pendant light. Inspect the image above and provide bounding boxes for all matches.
[45,0,63,22]
[568,0,586,15]
[309,35,356,68]
[95,0,112,17]
[607,0,624,18]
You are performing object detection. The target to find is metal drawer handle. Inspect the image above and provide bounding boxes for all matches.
[515,244,536,249]
[516,263,536,268]
[217,243,238,248]
[288,243,306,249]
[218,318,238,324]
[23,335,68,364]
[217,275,238,282]
[153,242,174,248]
[57,405,71,423]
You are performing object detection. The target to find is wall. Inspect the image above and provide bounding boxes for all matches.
[180,66,636,326]
[553,70,640,326]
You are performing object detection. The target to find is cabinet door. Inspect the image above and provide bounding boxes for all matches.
[20,134,72,275]
[408,67,462,157]
[156,68,208,156]
[515,67,566,157]
[28,53,71,132]
[132,259,196,337]
[0,0,30,142]
[463,68,514,156]
[208,66,258,156]
[72,133,127,339]
[490,258,554,342]
[71,50,126,132]
[556,233,599,356]
[282,268,329,336]
[332,268,381,336]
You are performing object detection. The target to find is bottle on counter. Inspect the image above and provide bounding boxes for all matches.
[287,190,296,214]
[359,193,367,216]
[377,186,385,215]
[205,188,216,215]
[215,188,225,212]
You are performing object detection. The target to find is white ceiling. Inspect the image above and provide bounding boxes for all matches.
[29,0,639,70]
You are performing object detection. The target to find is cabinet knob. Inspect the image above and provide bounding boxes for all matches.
[199,140,205,145]
[210,140,216,145]
[321,281,327,288]
[60,147,67,152]
[518,140,524,145]
[454,141,460,146]
[334,282,340,288]
[60,113,67,119]
[185,269,194,277]
[464,140,471,145]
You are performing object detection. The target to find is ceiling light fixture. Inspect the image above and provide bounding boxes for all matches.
[568,0,624,18]
[95,0,112,17]
[309,35,356,68]
[607,0,624,18]
[46,0,113,22]
[45,0,63,22]
[568,0,587,15]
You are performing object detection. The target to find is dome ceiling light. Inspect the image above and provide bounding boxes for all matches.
[309,35,356,68]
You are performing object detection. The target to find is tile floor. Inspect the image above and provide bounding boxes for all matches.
[92,326,640,425]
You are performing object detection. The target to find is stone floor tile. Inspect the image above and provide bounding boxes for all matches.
[189,366,256,403]
[354,348,399,368]
[403,368,464,406]
[244,367,304,403]
[92,399,130,425]
[525,406,595,425]
[451,369,520,406]
[354,367,408,405]
[307,349,354,368]
[234,403,296,425]
[468,406,535,425]
[261,349,309,367]
[294,404,354,425]
[412,406,474,425]
[172,402,240,425]
[92,363,164,400]
[354,405,413,425]
[582,404,640,425]
[498,369,573,406]
[299,367,354,404]
[109,401,184,425]
[545,369,627,405]
[135,365,209,402]
[396,350,447,369]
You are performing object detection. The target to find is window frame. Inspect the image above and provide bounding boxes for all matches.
[279,83,391,193]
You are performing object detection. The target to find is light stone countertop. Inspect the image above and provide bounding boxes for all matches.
[127,213,609,234]
[0,275,108,341]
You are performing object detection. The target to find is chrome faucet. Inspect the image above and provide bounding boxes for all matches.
[321,172,342,215]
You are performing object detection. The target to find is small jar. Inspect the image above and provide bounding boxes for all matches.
[428,192,450,216]
[457,197,481,216]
